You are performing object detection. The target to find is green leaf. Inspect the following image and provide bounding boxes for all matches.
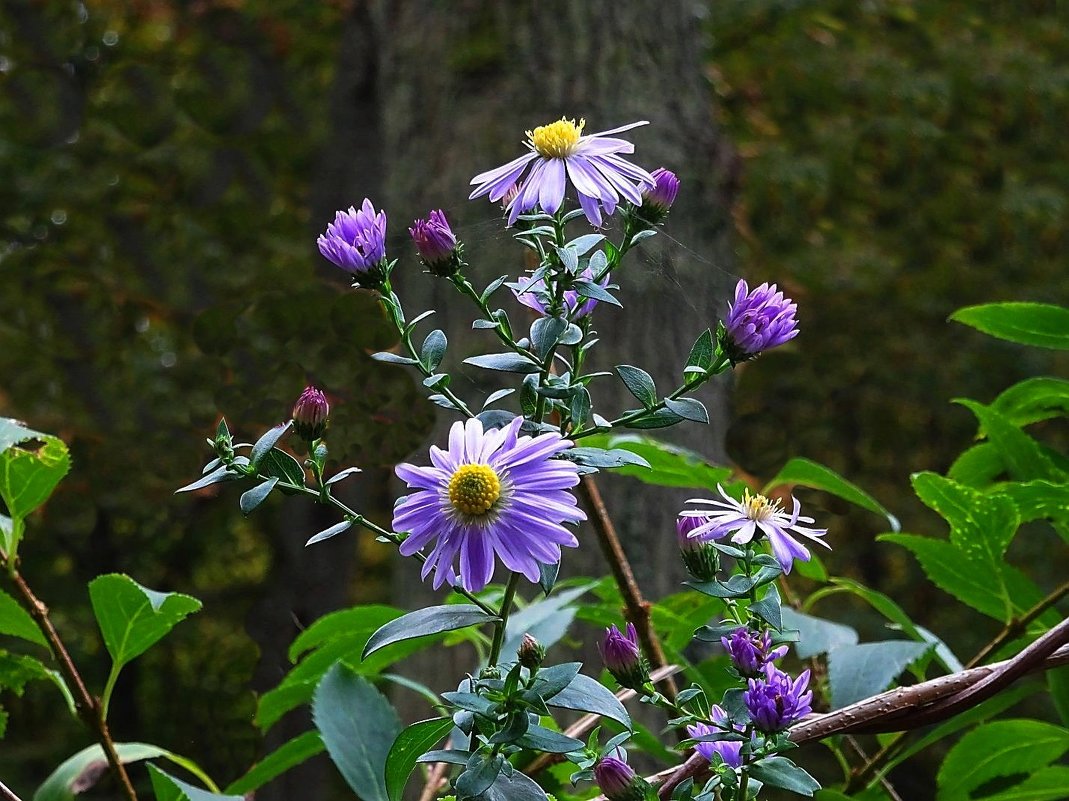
[482,769,550,801]
[516,723,584,753]
[948,443,1005,486]
[615,365,657,408]
[0,588,47,649]
[978,766,1069,801]
[258,448,306,487]
[764,457,899,531]
[992,377,1069,427]
[420,329,447,371]
[750,583,782,630]
[502,583,593,656]
[994,480,1069,525]
[0,428,70,553]
[249,422,291,469]
[880,533,1009,620]
[384,718,454,801]
[956,399,1062,481]
[573,279,621,306]
[748,756,821,796]
[936,719,1069,801]
[456,754,504,798]
[544,672,631,730]
[88,574,201,673]
[305,520,353,547]
[372,351,419,365]
[780,608,858,659]
[224,731,324,795]
[664,397,709,424]
[685,329,715,372]
[35,743,219,801]
[239,477,278,515]
[950,302,1069,350]
[146,765,239,801]
[464,352,540,373]
[174,465,239,494]
[362,604,496,658]
[531,316,569,359]
[312,663,401,801]
[828,640,931,708]
[582,434,733,490]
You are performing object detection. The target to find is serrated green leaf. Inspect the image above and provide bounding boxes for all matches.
[936,719,1069,801]
[0,431,70,553]
[979,766,1069,801]
[950,302,1069,350]
[992,377,1069,427]
[957,399,1063,481]
[313,663,401,801]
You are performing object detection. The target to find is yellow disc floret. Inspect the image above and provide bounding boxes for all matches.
[448,464,502,516]
[742,490,780,522]
[528,117,585,158]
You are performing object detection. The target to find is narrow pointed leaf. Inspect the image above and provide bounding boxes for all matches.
[363,605,496,659]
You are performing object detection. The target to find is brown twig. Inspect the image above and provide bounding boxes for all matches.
[0,778,24,801]
[847,582,1069,791]
[845,736,902,801]
[5,561,139,801]
[578,475,678,703]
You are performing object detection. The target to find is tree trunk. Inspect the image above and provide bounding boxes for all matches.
[367,0,739,722]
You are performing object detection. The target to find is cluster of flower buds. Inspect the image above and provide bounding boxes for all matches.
[722,626,789,678]
[598,623,650,691]
[743,663,813,733]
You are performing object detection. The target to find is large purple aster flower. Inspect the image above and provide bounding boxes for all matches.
[317,200,388,283]
[509,266,609,320]
[469,118,656,227]
[688,705,746,769]
[744,664,813,733]
[392,416,585,592]
[679,485,829,573]
[720,279,799,362]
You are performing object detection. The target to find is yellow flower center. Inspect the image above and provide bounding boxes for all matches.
[742,490,780,522]
[448,464,501,516]
[528,117,585,158]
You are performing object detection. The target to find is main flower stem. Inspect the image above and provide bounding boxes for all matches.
[488,572,522,668]
[3,555,138,801]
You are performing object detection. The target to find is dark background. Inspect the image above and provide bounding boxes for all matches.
[1,1,1066,799]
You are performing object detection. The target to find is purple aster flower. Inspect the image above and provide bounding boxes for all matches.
[317,199,389,286]
[744,663,813,733]
[594,755,652,801]
[469,117,656,227]
[599,623,649,690]
[639,167,680,222]
[676,512,718,582]
[688,705,746,769]
[722,627,789,678]
[409,209,462,277]
[720,279,799,363]
[392,416,585,593]
[509,267,609,320]
[291,386,329,442]
[680,485,829,574]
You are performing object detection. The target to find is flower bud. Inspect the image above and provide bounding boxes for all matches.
[409,209,462,277]
[744,663,813,733]
[639,167,680,223]
[721,627,789,678]
[317,200,389,288]
[676,513,719,582]
[598,623,649,691]
[291,386,329,442]
[594,757,653,801]
[517,633,546,670]
[719,279,799,364]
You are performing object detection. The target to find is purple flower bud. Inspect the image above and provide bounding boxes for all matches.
[409,209,462,277]
[292,386,329,441]
[517,632,546,670]
[317,200,389,287]
[594,756,652,801]
[721,627,789,678]
[676,513,719,582]
[743,663,813,733]
[640,168,680,221]
[599,623,649,690]
[721,279,799,363]
[687,705,745,769]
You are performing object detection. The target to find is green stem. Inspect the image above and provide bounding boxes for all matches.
[450,276,540,365]
[737,770,750,801]
[487,572,522,667]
